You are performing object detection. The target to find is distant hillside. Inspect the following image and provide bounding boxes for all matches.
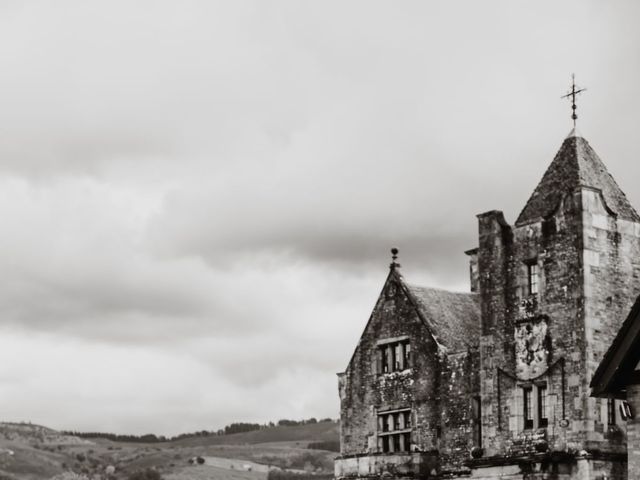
[0,422,91,446]
[0,422,89,480]
[170,421,339,447]
[0,421,340,480]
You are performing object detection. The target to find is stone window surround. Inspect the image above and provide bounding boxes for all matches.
[524,258,540,296]
[519,381,548,430]
[375,336,412,374]
[376,407,412,453]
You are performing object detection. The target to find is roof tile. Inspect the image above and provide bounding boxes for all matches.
[404,283,480,352]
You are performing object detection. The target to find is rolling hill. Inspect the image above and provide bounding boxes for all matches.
[0,421,340,480]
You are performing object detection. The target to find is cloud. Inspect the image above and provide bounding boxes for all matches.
[0,0,639,435]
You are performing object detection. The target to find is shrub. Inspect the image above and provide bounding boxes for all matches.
[268,471,333,480]
[127,468,163,480]
[49,473,90,480]
[287,451,333,472]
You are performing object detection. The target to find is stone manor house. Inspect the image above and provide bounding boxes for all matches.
[335,129,640,479]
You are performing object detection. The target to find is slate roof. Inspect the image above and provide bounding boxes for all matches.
[404,283,480,352]
[516,131,640,226]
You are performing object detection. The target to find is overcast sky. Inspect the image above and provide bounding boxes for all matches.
[1,1,640,436]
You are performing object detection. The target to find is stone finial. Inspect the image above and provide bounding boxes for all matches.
[390,248,401,270]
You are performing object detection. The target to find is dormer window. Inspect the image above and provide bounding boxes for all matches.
[527,261,539,295]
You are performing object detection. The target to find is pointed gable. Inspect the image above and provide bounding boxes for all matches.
[343,267,481,372]
[404,283,480,352]
[516,132,640,226]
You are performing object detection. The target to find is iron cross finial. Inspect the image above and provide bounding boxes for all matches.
[561,74,586,128]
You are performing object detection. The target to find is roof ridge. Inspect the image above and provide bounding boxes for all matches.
[405,283,477,296]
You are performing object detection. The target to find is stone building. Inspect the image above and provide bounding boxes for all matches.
[335,129,640,479]
[591,296,640,479]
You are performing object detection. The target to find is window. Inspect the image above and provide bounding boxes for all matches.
[607,398,616,425]
[537,384,548,427]
[395,344,402,371]
[527,262,539,295]
[522,383,549,429]
[393,413,401,430]
[472,396,482,447]
[377,339,411,374]
[620,401,633,420]
[403,410,411,428]
[377,409,411,453]
[523,387,534,429]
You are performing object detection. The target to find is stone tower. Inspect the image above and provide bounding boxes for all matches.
[468,129,640,478]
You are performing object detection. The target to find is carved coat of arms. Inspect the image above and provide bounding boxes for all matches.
[515,320,549,380]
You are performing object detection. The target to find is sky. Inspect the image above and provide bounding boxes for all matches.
[1,0,640,436]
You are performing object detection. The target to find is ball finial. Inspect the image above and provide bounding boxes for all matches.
[390,248,400,270]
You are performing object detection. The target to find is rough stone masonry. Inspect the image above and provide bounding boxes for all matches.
[335,129,640,480]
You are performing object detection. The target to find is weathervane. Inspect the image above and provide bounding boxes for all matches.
[561,74,586,127]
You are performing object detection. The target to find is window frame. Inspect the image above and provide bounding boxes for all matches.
[377,408,412,454]
[526,260,539,296]
[537,383,548,428]
[375,338,412,375]
[523,387,534,430]
[520,382,549,430]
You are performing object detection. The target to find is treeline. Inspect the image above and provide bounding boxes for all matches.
[275,417,333,427]
[60,431,173,443]
[62,417,336,443]
[307,440,340,452]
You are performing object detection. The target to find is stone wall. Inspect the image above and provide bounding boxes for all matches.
[338,271,439,458]
[626,384,640,479]
[581,188,640,450]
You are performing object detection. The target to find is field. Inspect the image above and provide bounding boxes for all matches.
[0,421,340,480]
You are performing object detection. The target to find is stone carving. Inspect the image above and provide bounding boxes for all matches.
[515,320,549,380]
[519,295,538,319]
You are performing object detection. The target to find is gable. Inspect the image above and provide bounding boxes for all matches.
[344,269,434,373]
[344,268,480,373]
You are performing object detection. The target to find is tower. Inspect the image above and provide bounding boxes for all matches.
[469,129,640,478]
